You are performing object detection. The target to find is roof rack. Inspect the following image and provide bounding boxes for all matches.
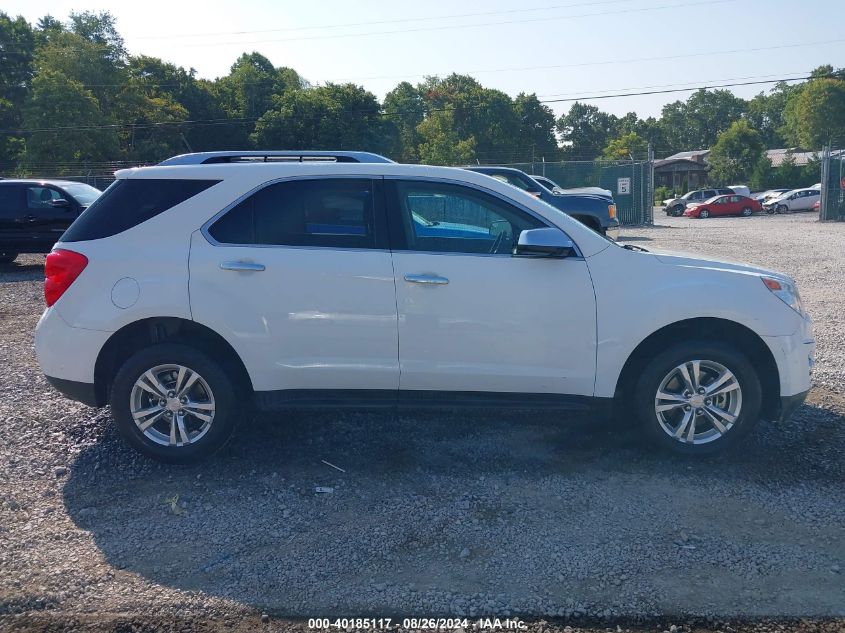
[158,150,394,166]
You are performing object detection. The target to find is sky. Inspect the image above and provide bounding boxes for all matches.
[3,0,844,121]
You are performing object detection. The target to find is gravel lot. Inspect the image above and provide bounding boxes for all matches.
[1,212,843,632]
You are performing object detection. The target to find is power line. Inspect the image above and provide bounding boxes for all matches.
[40,39,842,91]
[327,38,845,83]
[128,0,635,39]
[0,0,730,54]
[0,73,821,135]
[168,0,733,48]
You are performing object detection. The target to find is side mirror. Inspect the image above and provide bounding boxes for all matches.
[514,228,576,258]
[50,198,70,208]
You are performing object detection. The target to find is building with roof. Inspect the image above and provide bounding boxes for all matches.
[653,150,711,191]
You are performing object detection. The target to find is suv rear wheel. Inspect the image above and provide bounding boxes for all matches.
[672,204,685,217]
[110,343,238,463]
[634,341,761,455]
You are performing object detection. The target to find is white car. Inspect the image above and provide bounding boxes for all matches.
[35,151,814,463]
[764,188,821,214]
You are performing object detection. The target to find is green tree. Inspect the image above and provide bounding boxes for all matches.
[416,74,520,162]
[749,154,773,191]
[659,89,747,155]
[601,131,648,160]
[22,70,119,164]
[513,93,559,161]
[707,120,764,185]
[252,83,393,153]
[383,81,425,162]
[0,12,35,163]
[782,77,845,149]
[416,109,476,165]
[556,102,618,159]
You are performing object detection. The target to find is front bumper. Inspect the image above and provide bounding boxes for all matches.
[605,225,620,240]
[774,389,809,423]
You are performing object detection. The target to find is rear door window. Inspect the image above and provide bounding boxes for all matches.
[208,178,384,249]
[0,185,23,216]
[61,179,220,242]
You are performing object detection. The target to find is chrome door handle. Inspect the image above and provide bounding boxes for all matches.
[404,273,449,285]
[220,261,265,272]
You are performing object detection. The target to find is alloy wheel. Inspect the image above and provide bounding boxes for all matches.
[653,359,742,445]
[129,364,216,447]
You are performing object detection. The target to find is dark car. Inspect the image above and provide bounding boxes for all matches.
[0,179,102,263]
[463,166,619,237]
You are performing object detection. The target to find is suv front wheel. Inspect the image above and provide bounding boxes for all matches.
[634,341,762,455]
[110,343,238,463]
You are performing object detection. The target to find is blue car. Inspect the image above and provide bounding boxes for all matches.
[464,166,619,237]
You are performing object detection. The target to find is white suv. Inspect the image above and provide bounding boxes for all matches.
[35,151,815,463]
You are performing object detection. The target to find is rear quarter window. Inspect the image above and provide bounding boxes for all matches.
[60,178,220,242]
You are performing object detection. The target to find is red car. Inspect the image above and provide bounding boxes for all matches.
[683,194,763,218]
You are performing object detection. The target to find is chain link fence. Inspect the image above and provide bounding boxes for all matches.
[0,161,143,191]
[819,146,845,221]
[491,160,654,226]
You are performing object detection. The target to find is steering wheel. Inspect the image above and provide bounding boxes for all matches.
[489,231,506,254]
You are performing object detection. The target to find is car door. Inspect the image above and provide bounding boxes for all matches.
[23,185,69,247]
[0,184,25,245]
[726,195,743,215]
[189,176,399,393]
[386,178,597,396]
[802,190,819,211]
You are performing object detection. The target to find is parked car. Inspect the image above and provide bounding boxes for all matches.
[763,188,821,214]
[531,175,614,199]
[663,188,735,217]
[531,174,564,194]
[0,179,102,263]
[728,185,751,197]
[464,166,619,237]
[35,150,813,463]
[753,189,790,204]
[683,194,763,218]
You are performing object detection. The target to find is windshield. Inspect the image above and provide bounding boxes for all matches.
[61,183,102,205]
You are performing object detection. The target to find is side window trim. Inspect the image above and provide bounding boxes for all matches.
[382,176,554,256]
[201,175,389,252]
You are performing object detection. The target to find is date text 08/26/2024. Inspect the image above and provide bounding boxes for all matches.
[308,617,528,630]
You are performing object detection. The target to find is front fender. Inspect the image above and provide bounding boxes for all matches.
[586,246,803,397]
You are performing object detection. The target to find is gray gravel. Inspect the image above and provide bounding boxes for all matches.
[0,212,844,630]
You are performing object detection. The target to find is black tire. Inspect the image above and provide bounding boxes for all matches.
[672,204,685,217]
[765,206,775,215]
[110,343,239,464]
[0,252,18,264]
[633,340,762,456]
[699,208,710,218]
[741,207,753,217]
[776,204,788,214]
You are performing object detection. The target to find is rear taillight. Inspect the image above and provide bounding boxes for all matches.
[45,249,88,307]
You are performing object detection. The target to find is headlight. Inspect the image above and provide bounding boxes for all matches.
[762,276,806,316]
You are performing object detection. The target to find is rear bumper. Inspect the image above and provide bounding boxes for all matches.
[45,376,100,407]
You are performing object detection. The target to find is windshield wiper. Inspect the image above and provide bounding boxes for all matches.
[621,243,649,252]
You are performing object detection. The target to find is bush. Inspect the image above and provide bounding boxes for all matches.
[654,185,672,205]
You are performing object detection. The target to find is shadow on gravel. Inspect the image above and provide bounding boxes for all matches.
[0,263,43,281]
[61,400,845,617]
